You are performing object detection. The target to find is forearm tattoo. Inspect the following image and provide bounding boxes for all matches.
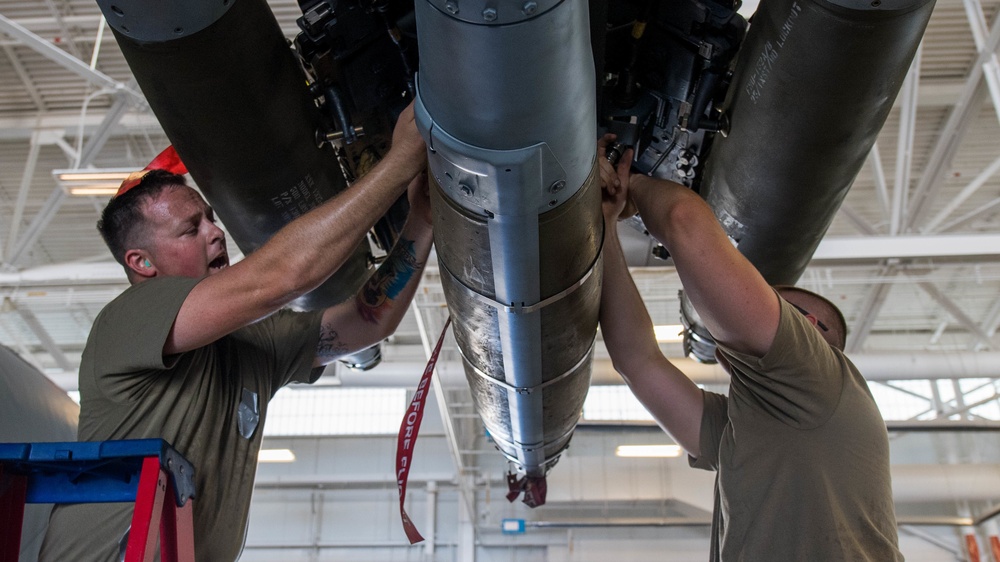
[317,323,349,359]
[356,237,422,324]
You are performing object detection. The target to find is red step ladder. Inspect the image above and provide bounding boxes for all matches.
[0,439,196,562]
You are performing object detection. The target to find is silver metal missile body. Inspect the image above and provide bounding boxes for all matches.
[414,0,602,489]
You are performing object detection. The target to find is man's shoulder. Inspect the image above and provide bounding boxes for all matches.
[85,276,204,367]
[97,276,202,321]
[121,276,203,301]
[747,297,838,367]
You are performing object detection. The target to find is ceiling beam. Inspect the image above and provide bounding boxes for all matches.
[0,112,161,140]
[625,230,1000,267]
[905,13,1000,231]
[0,15,104,29]
[899,526,963,558]
[839,204,879,236]
[891,46,921,235]
[1,44,44,110]
[811,233,1000,262]
[977,297,1000,350]
[42,348,1000,392]
[923,154,1000,234]
[4,131,43,262]
[6,188,65,267]
[845,265,897,353]
[343,353,1000,386]
[2,131,42,261]
[3,229,999,286]
[935,388,1000,419]
[0,14,143,102]
[7,94,133,266]
[78,93,132,166]
[962,0,1000,123]
[4,298,72,371]
[916,281,995,348]
[42,0,84,61]
[938,196,1000,233]
[867,143,891,224]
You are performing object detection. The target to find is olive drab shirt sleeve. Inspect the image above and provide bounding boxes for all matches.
[689,391,727,470]
[717,297,846,429]
[229,308,324,396]
[683,294,900,561]
[688,296,846,470]
[86,276,200,400]
[47,276,327,562]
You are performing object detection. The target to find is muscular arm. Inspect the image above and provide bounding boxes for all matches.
[600,214,705,456]
[629,175,780,357]
[165,103,426,355]
[312,190,433,366]
[598,138,704,455]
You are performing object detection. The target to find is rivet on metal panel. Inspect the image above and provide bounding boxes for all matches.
[549,179,566,193]
[522,1,538,15]
[445,0,459,14]
[459,183,474,196]
[482,7,498,21]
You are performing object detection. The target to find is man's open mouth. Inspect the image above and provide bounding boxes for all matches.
[208,254,228,272]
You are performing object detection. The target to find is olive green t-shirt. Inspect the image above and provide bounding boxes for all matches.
[40,276,323,562]
[690,297,902,561]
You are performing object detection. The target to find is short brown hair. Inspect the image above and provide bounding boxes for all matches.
[96,170,188,266]
[774,285,848,351]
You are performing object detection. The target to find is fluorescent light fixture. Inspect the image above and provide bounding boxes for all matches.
[53,168,134,197]
[67,184,123,196]
[615,444,683,458]
[55,170,132,182]
[258,448,296,463]
[654,324,684,343]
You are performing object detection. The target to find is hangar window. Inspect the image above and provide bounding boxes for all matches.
[583,386,656,422]
[264,387,406,436]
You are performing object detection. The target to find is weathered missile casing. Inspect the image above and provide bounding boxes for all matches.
[414,0,601,486]
[679,0,935,362]
[701,0,936,285]
[95,0,371,312]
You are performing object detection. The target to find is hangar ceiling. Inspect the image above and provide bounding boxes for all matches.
[2,0,1000,548]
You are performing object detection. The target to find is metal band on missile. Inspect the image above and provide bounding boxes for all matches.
[413,0,601,488]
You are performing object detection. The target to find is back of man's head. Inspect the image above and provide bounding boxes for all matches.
[97,170,188,271]
[774,285,848,351]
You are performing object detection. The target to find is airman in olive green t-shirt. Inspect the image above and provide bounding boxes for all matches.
[40,102,433,561]
[597,136,902,561]
[42,277,323,561]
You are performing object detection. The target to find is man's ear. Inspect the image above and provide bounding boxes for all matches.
[124,249,155,279]
[802,313,819,328]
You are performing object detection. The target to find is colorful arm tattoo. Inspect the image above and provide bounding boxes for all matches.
[356,237,423,324]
